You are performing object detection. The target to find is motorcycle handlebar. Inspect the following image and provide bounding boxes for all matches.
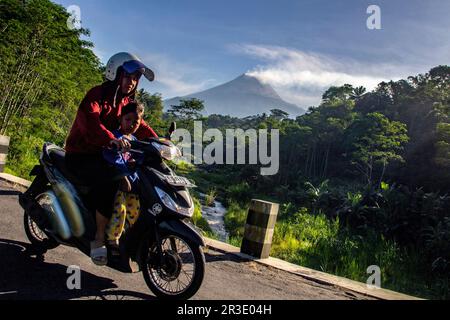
[129,139,152,149]
[107,137,162,154]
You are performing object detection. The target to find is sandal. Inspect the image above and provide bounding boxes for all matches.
[90,241,108,266]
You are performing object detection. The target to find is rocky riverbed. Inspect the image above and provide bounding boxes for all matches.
[198,193,229,241]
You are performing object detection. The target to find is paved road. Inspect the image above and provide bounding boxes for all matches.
[0,179,371,300]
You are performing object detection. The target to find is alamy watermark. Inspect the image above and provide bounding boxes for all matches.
[67,5,82,30]
[173,121,279,176]
[66,265,81,290]
[366,265,381,289]
[367,5,381,30]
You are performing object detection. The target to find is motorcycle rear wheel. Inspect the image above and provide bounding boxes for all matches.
[23,191,60,250]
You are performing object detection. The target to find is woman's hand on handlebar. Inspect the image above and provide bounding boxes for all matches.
[110,138,131,152]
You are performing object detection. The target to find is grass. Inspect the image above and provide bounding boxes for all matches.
[205,188,217,207]
[190,196,218,238]
[220,195,449,299]
[5,134,44,180]
[223,201,248,239]
[269,209,449,299]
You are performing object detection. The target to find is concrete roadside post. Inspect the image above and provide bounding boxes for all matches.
[241,199,279,259]
[0,135,10,173]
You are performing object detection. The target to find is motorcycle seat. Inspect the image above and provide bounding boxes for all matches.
[42,143,90,190]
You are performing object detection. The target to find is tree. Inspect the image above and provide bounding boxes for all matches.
[270,109,289,121]
[0,0,102,177]
[168,98,205,120]
[136,88,165,133]
[297,85,357,180]
[435,123,450,168]
[344,112,409,186]
[322,84,354,103]
[350,86,367,101]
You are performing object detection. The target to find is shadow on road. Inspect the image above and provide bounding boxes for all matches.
[204,250,249,263]
[0,190,22,196]
[0,238,156,300]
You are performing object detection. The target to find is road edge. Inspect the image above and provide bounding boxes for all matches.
[0,172,31,188]
[0,172,423,300]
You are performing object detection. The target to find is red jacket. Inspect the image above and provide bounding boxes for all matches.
[65,82,158,154]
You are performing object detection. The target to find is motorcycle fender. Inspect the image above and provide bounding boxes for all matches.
[158,219,206,247]
[134,220,205,268]
[30,165,43,176]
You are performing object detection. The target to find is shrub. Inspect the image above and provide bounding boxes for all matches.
[224,201,248,238]
[205,188,217,207]
[191,196,214,237]
[225,182,253,205]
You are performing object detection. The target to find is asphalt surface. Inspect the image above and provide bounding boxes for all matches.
[0,179,371,300]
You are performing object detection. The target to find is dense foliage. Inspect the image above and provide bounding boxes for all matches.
[179,66,450,298]
[1,0,103,177]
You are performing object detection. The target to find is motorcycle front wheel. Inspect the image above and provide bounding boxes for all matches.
[142,233,205,300]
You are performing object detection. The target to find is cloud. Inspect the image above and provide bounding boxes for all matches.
[232,44,416,107]
[139,53,216,98]
[91,47,107,63]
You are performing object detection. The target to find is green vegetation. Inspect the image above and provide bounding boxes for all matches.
[205,188,218,207]
[191,196,216,239]
[181,68,450,299]
[223,201,248,239]
[136,89,166,135]
[271,201,450,299]
[1,0,102,178]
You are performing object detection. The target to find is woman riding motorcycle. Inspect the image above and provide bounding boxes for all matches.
[65,52,158,265]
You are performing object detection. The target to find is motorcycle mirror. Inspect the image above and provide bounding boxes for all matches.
[167,122,176,138]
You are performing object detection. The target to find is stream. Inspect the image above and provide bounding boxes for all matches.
[198,193,229,242]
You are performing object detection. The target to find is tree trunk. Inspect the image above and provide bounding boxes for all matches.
[378,160,387,189]
[322,144,330,179]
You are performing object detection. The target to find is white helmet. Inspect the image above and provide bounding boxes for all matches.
[105,52,155,82]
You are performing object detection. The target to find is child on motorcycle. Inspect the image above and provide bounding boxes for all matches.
[103,101,145,254]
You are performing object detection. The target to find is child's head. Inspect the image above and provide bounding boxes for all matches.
[120,102,145,135]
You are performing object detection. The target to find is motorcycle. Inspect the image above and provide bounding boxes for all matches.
[18,123,206,300]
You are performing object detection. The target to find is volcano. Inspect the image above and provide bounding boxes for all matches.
[164,74,305,118]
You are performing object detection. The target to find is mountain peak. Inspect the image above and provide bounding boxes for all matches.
[221,74,282,100]
[164,74,305,118]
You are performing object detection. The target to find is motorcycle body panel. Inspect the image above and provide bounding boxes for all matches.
[19,141,204,275]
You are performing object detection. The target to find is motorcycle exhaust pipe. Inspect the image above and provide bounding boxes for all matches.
[52,183,85,238]
[20,190,72,240]
[40,190,72,240]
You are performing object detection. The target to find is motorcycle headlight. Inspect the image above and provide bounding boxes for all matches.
[154,186,194,217]
[152,142,181,161]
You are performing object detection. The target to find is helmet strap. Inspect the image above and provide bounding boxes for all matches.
[113,84,120,109]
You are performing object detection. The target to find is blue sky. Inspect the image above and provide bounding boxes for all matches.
[53,0,450,108]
